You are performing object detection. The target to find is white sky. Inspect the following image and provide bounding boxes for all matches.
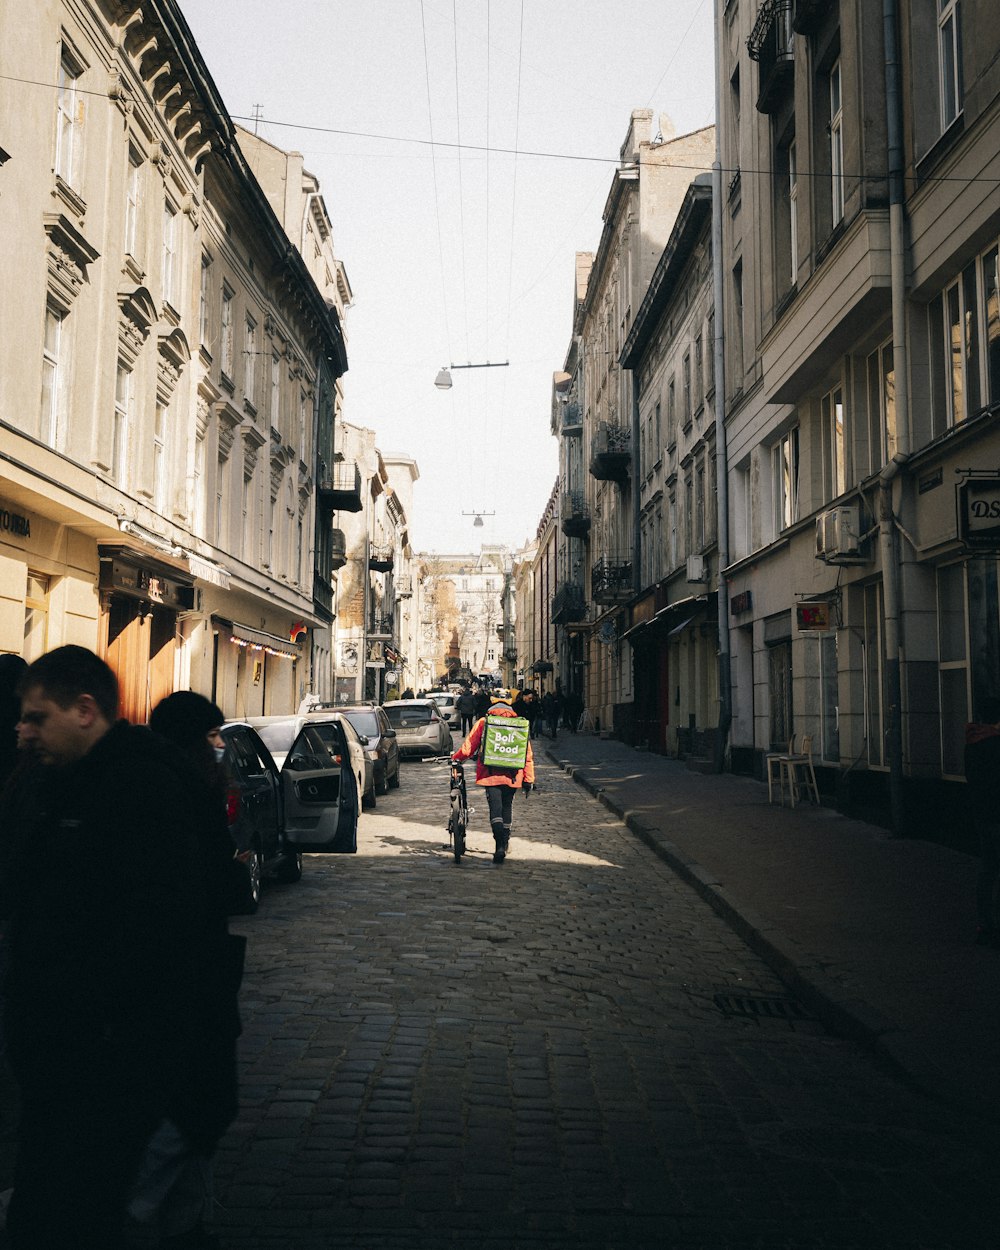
[178,0,717,553]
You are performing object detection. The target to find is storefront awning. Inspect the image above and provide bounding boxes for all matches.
[667,615,697,638]
[220,619,303,659]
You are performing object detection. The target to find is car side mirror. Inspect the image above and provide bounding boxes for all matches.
[384,728,396,738]
[357,734,370,746]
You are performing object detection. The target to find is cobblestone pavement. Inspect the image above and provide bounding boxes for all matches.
[213,752,998,1249]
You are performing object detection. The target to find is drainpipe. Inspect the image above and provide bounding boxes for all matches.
[631,371,642,595]
[711,1,732,772]
[882,0,909,834]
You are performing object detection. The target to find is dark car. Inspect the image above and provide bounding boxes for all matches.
[338,704,401,795]
[221,719,360,912]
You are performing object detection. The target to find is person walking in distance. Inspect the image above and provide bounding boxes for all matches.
[451,695,535,863]
[456,685,477,736]
[3,647,211,1250]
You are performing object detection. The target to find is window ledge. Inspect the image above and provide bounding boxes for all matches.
[161,300,181,327]
[53,176,86,220]
[915,113,965,188]
[816,219,847,266]
[122,255,145,284]
[220,371,235,395]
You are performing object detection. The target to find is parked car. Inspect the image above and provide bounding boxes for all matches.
[338,704,401,794]
[248,713,376,810]
[384,698,453,758]
[427,691,461,730]
[219,719,359,912]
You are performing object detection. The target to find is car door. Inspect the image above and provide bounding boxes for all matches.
[224,725,281,861]
[280,722,358,852]
[378,709,399,777]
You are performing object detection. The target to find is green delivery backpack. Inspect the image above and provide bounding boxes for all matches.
[480,715,530,771]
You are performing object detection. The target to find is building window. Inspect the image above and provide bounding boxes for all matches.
[693,336,703,411]
[668,494,678,569]
[654,401,662,456]
[244,315,257,407]
[829,60,844,226]
[216,453,228,547]
[695,461,705,551]
[938,0,963,131]
[153,404,167,514]
[55,50,83,189]
[937,562,969,776]
[822,385,846,498]
[162,201,177,308]
[706,311,716,395]
[866,341,896,474]
[682,353,692,424]
[684,475,693,555]
[667,375,676,432]
[40,305,68,448]
[732,259,745,384]
[24,572,50,663]
[199,255,211,347]
[270,352,281,424]
[220,286,234,378]
[772,427,800,533]
[193,432,206,538]
[124,146,141,258]
[112,364,133,486]
[983,246,1000,406]
[299,389,308,462]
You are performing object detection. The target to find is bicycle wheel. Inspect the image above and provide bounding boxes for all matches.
[451,799,466,862]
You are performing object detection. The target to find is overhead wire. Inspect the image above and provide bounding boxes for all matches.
[418,0,454,362]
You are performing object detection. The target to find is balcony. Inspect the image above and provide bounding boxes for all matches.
[591,557,633,604]
[791,0,826,34]
[313,571,333,620]
[560,491,591,539]
[330,527,347,571]
[560,402,582,436]
[317,461,363,512]
[747,0,794,115]
[368,614,393,640]
[551,581,587,625]
[369,543,394,572]
[396,575,413,598]
[589,421,631,482]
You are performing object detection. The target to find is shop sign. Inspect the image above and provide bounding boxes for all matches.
[958,476,1000,548]
[796,602,832,631]
[101,558,192,609]
[730,590,753,615]
[0,506,32,538]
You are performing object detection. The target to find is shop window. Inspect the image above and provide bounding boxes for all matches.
[820,633,840,762]
[23,573,50,663]
[767,640,793,751]
[864,582,886,767]
[938,562,970,776]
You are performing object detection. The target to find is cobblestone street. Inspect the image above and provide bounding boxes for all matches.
[214,753,997,1249]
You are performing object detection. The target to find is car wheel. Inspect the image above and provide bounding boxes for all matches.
[362,773,376,809]
[237,844,262,915]
[376,764,389,796]
[276,851,303,883]
[388,760,401,789]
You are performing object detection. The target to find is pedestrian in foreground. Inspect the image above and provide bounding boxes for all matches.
[964,695,1000,948]
[3,647,210,1250]
[451,696,535,863]
[127,691,249,1248]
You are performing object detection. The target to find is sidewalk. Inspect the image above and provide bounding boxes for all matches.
[543,732,1000,1125]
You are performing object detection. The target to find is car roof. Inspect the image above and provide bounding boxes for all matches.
[388,699,436,707]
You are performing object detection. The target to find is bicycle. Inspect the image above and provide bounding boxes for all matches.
[446,760,471,863]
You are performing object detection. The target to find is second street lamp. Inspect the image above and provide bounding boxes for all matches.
[434,361,510,390]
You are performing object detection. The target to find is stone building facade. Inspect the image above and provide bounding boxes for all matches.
[0,0,346,720]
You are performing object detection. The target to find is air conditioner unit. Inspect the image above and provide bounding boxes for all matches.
[815,505,862,562]
[686,554,707,582]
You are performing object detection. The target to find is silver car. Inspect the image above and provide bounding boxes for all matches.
[248,713,377,810]
[428,691,461,730]
[384,699,453,758]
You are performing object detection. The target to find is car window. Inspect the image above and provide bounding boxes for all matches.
[344,711,380,737]
[224,727,269,777]
[288,725,341,770]
[386,704,433,726]
[255,722,297,757]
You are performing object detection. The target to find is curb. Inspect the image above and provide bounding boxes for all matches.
[545,746,989,1124]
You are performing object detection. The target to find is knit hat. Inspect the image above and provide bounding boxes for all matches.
[149,690,225,748]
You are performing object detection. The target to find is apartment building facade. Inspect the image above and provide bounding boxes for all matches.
[0,0,346,720]
[718,0,1000,827]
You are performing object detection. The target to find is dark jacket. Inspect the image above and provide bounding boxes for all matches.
[1,723,223,1127]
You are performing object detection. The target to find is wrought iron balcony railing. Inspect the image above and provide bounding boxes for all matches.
[551,581,587,624]
[591,557,633,604]
[589,421,631,482]
[560,491,591,539]
[747,0,794,115]
[317,461,363,512]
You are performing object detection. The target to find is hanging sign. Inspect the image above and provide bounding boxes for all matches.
[958,476,1000,548]
[796,602,832,631]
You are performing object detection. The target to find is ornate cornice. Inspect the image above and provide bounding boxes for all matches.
[44,213,100,309]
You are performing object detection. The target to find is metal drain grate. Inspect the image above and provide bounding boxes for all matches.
[713,990,815,1023]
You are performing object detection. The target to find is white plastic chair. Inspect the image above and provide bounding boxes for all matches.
[766,736,795,804]
[779,735,820,807]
